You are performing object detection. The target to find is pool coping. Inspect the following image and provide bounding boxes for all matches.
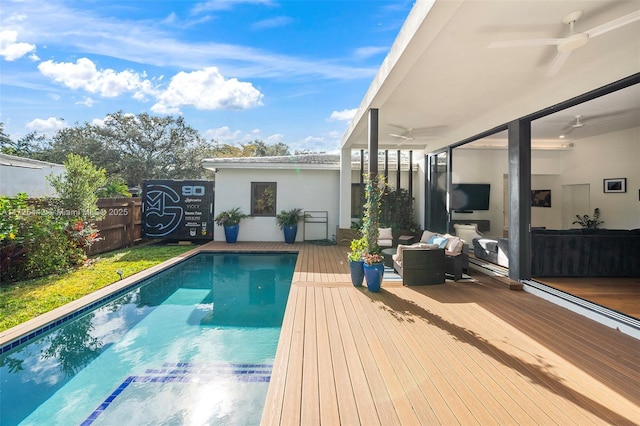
[0,245,205,352]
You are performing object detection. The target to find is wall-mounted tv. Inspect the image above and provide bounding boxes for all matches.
[451,183,491,211]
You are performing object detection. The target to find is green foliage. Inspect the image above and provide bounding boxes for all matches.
[360,174,387,255]
[97,176,132,198]
[209,139,291,158]
[347,237,366,262]
[31,112,211,187]
[0,244,194,332]
[573,208,604,229]
[380,188,417,231]
[214,207,248,226]
[47,153,107,221]
[1,156,106,282]
[275,208,309,228]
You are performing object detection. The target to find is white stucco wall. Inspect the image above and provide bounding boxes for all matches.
[451,125,640,232]
[213,168,340,242]
[0,155,65,197]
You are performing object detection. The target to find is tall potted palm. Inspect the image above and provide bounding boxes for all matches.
[275,208,308,244]
[214,207,248,243]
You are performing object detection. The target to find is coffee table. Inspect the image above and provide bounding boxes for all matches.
[381,248,396,268]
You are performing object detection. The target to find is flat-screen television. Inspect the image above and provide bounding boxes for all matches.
[451,183,491,211]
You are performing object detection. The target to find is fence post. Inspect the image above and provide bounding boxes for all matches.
[128,199,136,247]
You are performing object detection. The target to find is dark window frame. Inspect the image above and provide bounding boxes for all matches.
[251,182,277,216]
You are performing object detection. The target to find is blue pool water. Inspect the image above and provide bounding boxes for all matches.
[0,252,296,425]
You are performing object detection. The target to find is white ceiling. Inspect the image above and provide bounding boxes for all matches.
[341,0,640,153]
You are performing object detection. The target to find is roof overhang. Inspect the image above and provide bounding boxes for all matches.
[341,0,640,153]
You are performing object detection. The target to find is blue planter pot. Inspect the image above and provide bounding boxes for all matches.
[349,260,365,287]
[364,263,384,292]
[283,225,298,244]
[223,224,239,243]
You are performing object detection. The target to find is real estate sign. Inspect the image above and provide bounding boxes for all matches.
[142,180,214,240]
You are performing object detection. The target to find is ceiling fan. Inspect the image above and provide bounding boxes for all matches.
[559,113,625,137]
[388,124,445,141]
[488,9,640,77]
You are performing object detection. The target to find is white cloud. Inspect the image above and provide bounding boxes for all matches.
[251,16,294,31]
[76,97,96,107]
[330,108,357,121]
[204,126,283,145]
[266,133,284,144]
[204,126,245,143]
[151,67,263,113]
[38,58,156,98]
[0,30,36,61]
[353,46,388,60]
[192,0,275,14]
[25,117,67,133]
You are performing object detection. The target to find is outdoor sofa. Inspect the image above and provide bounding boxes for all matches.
[392,230,469,284]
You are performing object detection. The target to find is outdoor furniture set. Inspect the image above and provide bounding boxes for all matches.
[391,229,469,286]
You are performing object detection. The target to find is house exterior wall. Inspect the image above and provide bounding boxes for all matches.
[213,168,340,242]
[0,164,64,197]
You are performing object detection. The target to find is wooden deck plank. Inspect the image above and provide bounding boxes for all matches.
[313,287,340,425]
[279,283,306,424]
[404,284,581,425]
[342,287,422,425]
[377,288,518,425]
[190,243,640,426]
[322,286,361,424]
[301,287,320,424]
[330,286,381,424]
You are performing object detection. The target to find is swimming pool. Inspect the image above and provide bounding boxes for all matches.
[0,252,296,425]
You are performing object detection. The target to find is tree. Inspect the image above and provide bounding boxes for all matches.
[248,140,290,156]
[207,139,291,158]
[38,112,212,187]
[0,124,47,157]
[47,153,107,221]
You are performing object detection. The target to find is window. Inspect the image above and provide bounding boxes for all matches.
[251,182,276,216]
[351,183,364,218]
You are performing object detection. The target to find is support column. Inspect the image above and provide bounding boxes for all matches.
[508,119,532,281]
[339,147,353,229]
[408,150,413,198]
[396,150,401,190]
[368,109,379,177]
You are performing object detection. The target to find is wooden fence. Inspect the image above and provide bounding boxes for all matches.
[87,198,143,256]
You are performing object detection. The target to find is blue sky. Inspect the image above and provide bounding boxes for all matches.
[0,0,413,153]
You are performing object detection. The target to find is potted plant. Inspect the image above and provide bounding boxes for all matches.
[214,207,248,243]
[363,252,384,292]
[347,236,366,287]
[359,173,387,292]
[572,208,604,229]
[275,208,308,244]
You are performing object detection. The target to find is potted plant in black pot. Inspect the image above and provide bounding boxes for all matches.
[214,207,248,243]
[275,208,308,244]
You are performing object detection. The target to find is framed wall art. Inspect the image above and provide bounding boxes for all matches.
[603,178,626,193]
[531,189,551,207]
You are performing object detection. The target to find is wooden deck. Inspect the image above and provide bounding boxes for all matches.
[200,241,640,425]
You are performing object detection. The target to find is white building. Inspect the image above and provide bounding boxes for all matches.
[0,153,65,197]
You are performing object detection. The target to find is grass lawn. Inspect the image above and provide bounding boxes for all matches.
[0,244,195,332]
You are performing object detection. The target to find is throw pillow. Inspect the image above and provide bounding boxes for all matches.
[378,227,393,240]
[446,237,463,254]
[420,230,436,243]
[431,236,449,249]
